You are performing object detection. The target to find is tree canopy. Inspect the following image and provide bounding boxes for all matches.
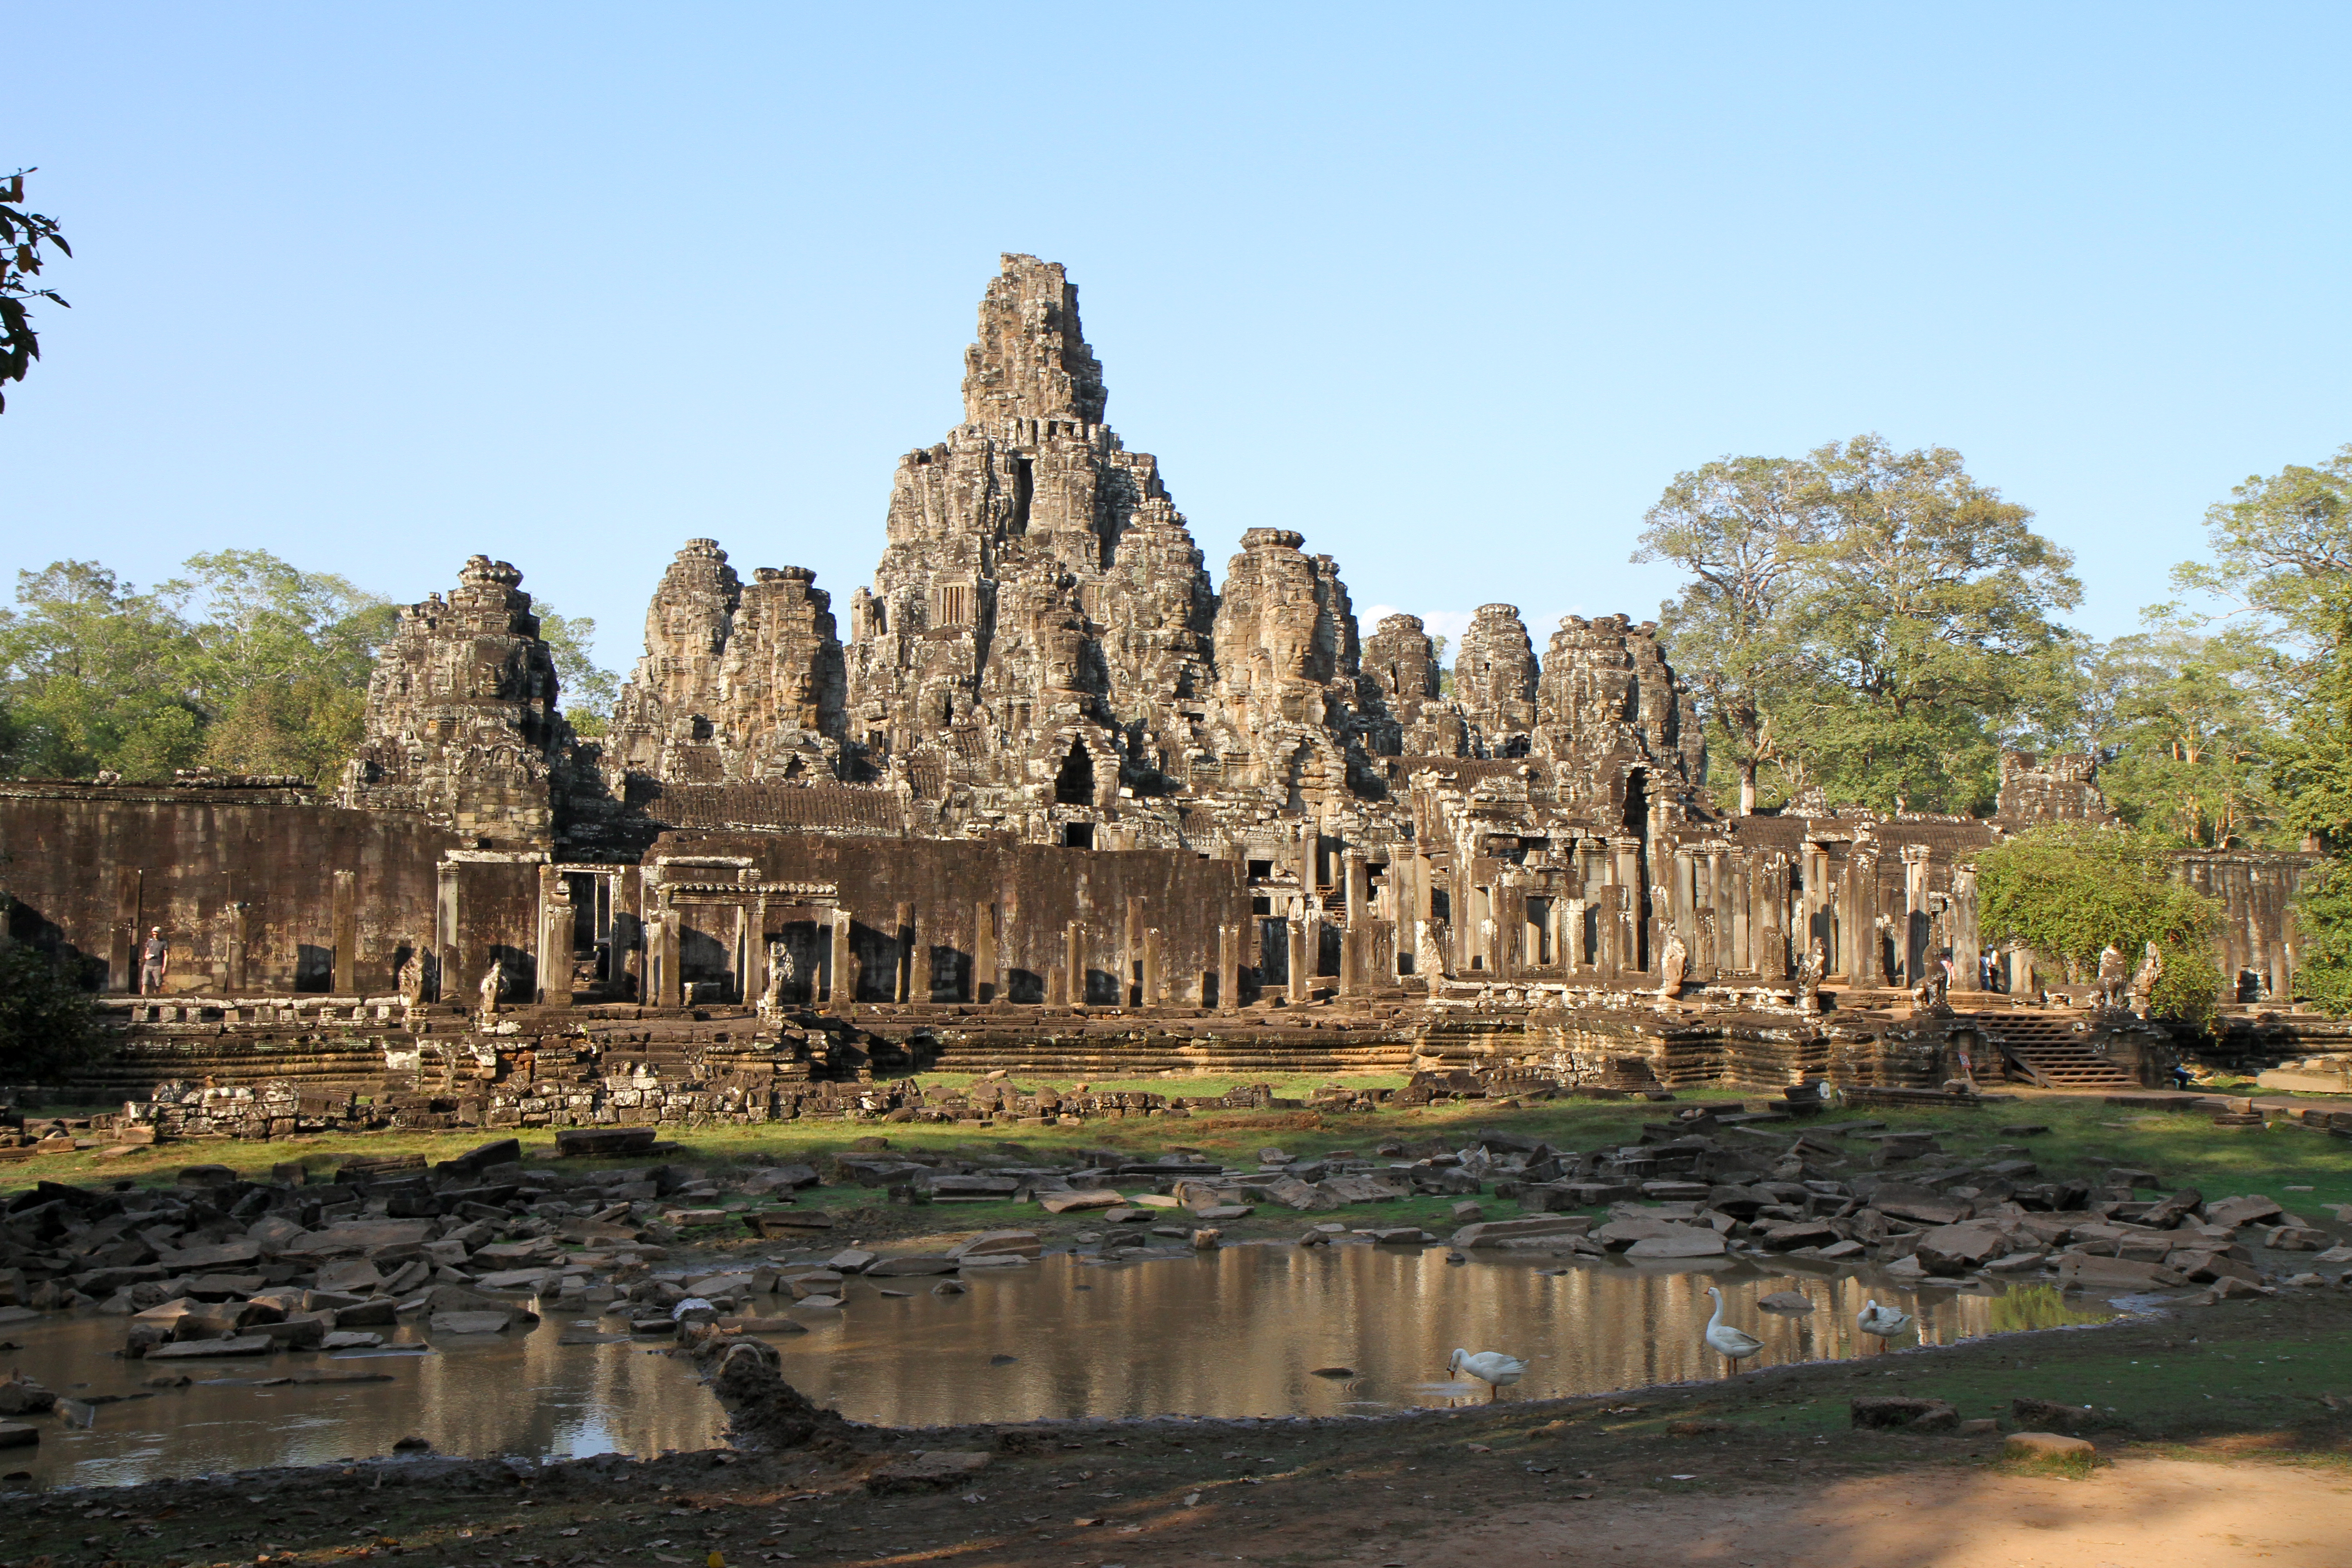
[1639,435,2080,815]
[0,167,70,414]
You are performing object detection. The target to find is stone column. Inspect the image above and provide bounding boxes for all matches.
[1729,854,1752,974]
[436,860,461,1005]
[1610,835,1644,975]
[744,893,769,1007]
[1801,843,1830,970]
[110,867,142,994]
[1217,921,1239,1012]
[1339,854,1366,995]
[1671,847,1699,975]
[1122,895,1142,1006]
[1846,846,1881,986]
[534,867,573,1008]
[655,901,681,1008]
[332,869,358,996]
[224,901,250,994]
[1710,846,1736,978]
[1142,926,1163,1007]
[1901,844,1932,986]
[973,900,995,1004]
[895,901,916,1003]
[1298,820,1318,894]
[1066,919,1086,1006]
[830,907,855,1007]
[1287,916,1309,1004]
[1754,852,1789,983]
[1948,864,1982,994]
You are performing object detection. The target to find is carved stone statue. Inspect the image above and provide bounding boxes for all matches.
[396,947,426,1012]
[1657,930,1688,1000]
[1794,940,1826,1014]
[477,961,504,1024]
[2128,940,2164,1014]
[2095,942,2128,1010]
[759,941,789,1018]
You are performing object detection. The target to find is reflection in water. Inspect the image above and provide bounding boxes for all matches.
[4,1248,2113,1488]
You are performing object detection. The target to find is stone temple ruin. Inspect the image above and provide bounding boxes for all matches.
[0,255,2330,1138]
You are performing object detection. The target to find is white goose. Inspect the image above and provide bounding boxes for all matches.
[1447,1348,1529,1401]
[1702,1287,1764,1375]
[1857,1298,1913,1341]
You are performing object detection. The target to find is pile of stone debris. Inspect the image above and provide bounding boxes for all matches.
[1416,1113,2352,1294]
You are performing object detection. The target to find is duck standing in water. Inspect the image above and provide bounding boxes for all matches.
[1447,1348,1528,1401]
[1857,1298,1914,1345]
[1702,1287,1764,1376]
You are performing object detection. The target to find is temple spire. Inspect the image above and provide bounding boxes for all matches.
[960,253,1108,426]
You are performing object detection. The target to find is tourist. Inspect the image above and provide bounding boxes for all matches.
[138,925,169,995]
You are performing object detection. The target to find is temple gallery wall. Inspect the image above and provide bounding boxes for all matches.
[0,255,2323,1118]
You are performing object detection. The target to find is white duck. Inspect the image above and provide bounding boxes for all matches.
[1857,1298,1914,1341]
[1448,1348,1529,1401]
[1702,1287,1764,1375]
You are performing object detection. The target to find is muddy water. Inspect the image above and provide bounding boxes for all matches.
[3,1247,2111,1489]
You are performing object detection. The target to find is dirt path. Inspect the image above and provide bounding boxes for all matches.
[1348,1458,2352,1568]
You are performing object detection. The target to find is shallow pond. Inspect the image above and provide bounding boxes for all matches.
[3,1246,2114,1489]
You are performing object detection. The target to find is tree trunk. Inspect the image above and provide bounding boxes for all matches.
[1738,760,1758,816]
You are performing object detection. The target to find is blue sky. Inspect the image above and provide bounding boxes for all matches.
[7,5,2349,674]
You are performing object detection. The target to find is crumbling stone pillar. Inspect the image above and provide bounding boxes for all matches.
[1142,926,1163,1007]
[655,908,681,1008]
[332,870,358,996]
[1065,919,1086,1006]
[1671,847,1699,977]
[1801,843,1831,971]
[1340,854,1366,995]
[1287,917,1308,1004]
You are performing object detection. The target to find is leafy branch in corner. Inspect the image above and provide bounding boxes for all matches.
[1,167,72,414]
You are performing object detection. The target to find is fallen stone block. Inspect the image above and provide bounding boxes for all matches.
[1625,1226,1728,1260]
[1452,1215,1593,1248]
[946,1230,1042,1259]
[1039,1190,1124,1214]
[867,1256,960,1277]
[146,1334,274,1360]
[0,1422,37,1448]
[2203,1194,2284,1230]
[429,1310,513,1335]
[2053,1254,2185,1289]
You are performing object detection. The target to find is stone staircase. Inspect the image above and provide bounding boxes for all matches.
[1973,1012,2141,1090]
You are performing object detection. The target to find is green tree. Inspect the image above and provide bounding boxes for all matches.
[0,167,70,414]
[536,605,617,737]
[2081,611,2285,848]
[0,942,107,1082]
[0,561,203,779]
[1782,436,2084,814]
[1974,823,2223,1022]
[169,550,396,781]
[1634,455,1820,813]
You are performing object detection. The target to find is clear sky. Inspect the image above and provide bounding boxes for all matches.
[7,5,2349,673]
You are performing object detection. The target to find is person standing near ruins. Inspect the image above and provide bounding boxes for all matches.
[138,926,169,994]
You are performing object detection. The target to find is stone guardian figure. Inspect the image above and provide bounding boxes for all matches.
[2128,940,2165,1016]
[1794,941,1826,1014]
[396,947,426,1014]
[1657,931,1688,1002]
[477,961,504,1026]
[2095,942,2128,1010]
